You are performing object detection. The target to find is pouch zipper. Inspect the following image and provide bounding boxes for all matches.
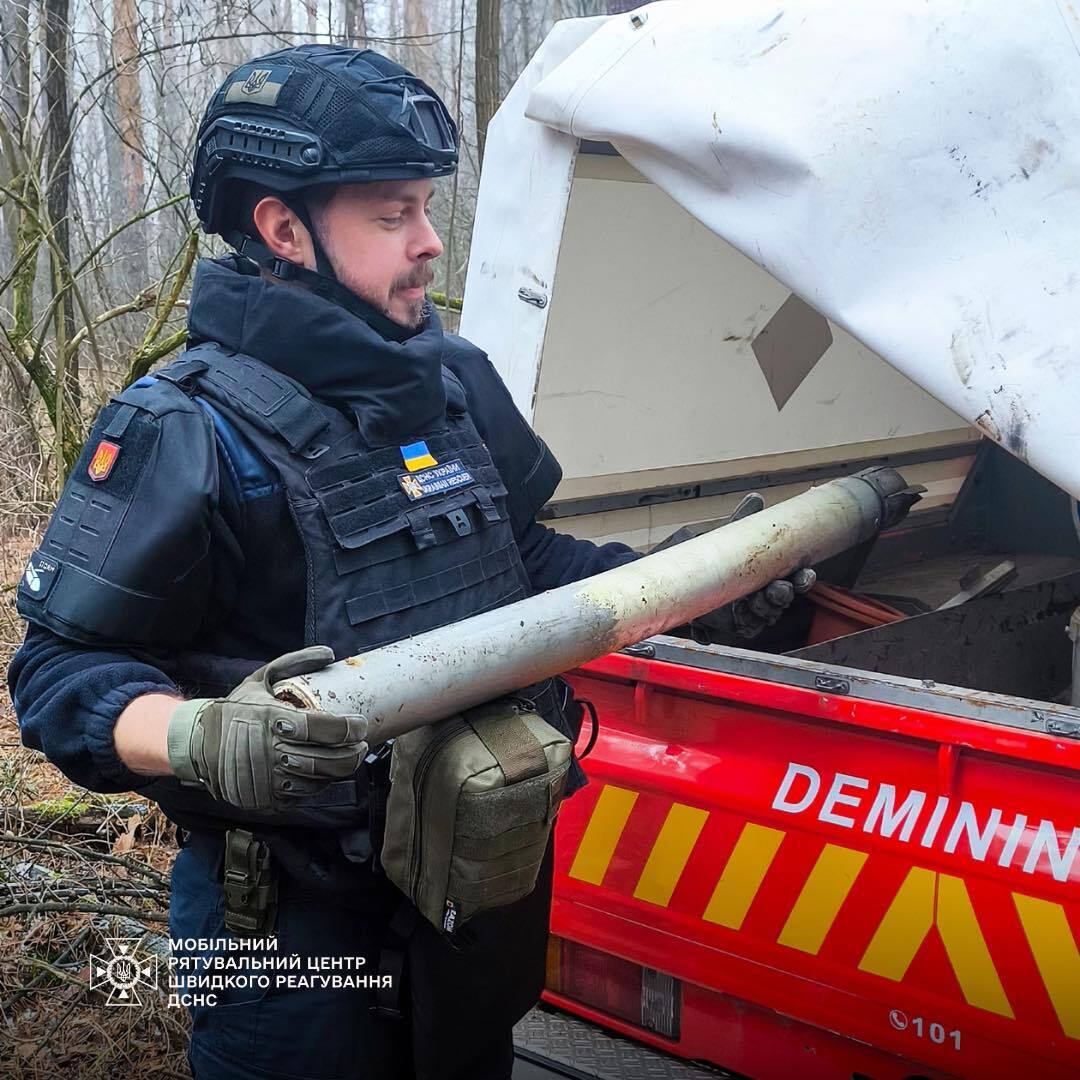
[410,718,471,901]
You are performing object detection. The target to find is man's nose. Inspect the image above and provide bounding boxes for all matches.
[412,214,444,261]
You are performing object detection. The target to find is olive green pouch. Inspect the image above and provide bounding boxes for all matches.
[380,699,572,935]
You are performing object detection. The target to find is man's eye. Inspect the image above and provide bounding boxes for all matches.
[380,215,404,226]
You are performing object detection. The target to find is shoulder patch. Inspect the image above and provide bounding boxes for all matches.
[18,552,58,604]
[87,440,120,482]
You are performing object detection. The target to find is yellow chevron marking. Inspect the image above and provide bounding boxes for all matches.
[778,843,868,955]
[633,803,710,906]
[936,874,1013,1017]
[703,822,785,930]
[859,867,936,979]
[569,785,639,885]
[1013,893,1080,1038]
[860,868,1012,1017]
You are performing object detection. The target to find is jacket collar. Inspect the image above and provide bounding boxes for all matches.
[186,255,448,447]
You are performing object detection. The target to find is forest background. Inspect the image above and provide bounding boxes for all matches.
[0,0,638,1071]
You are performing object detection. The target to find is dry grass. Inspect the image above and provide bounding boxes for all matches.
[0,523,189,1078]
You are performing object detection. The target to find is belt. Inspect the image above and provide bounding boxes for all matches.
[177,826,393,905]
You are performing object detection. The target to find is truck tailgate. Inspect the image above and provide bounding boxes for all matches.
[550,642,1080,1079]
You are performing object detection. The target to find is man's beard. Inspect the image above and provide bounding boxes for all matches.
[395,295,429,330]
[385,266,436,329]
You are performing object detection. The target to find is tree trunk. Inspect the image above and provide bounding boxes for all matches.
[112,0,146,284]
[475,0,502,167]
[0,0,31,253]
[151,0,187,278]
[3,1,38,351]
[403,0,436,88]
[387,0,403,61]
[343,0,367,44]
[113,0,144,214]
[42,0,78,418]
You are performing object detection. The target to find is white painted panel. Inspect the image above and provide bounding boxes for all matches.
[534,165,968,485]
[458,18,605,415]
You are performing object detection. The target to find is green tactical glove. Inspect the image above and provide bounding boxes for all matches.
[166,646,368,812]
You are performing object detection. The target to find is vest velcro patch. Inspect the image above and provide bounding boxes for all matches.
[398,459,474,501]
[87,440,120,482]
[19,552,58,602]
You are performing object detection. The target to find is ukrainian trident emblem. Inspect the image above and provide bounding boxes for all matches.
[241,69,272,96]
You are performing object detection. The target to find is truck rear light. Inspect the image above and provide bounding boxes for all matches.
[546,935,682,1040]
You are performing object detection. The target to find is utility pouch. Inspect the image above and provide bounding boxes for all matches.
[222,828,278,936]
[380,699,571,936]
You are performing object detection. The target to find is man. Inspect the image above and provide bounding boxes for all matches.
[9,45,805,1080]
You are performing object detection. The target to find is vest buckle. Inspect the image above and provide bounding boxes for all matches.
[271,257,297,281]
[157,357,210,396]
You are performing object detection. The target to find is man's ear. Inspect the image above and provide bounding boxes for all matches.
[251,196,316,270]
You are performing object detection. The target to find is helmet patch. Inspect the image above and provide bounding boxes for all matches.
[225,66,291,107]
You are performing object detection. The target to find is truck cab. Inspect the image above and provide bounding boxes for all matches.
[459,6,1080,1079]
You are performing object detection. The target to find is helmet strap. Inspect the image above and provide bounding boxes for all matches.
[279,192,339,281]
[223,228,421,343]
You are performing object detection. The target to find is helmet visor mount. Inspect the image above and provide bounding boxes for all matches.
[365,76,458,157]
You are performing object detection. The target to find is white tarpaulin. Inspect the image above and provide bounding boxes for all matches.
[524,0,1080,497]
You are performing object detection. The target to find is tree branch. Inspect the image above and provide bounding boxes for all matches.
[123,327,186,385]
[0,901,168,922]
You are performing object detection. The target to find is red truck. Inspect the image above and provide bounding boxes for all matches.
[455,8,1080,1078]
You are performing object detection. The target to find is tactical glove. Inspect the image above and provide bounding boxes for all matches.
[652,498,818,644]
[166,646,368,811]
[690,568,817,642]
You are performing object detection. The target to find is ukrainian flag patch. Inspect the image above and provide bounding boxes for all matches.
[400,440,438,471]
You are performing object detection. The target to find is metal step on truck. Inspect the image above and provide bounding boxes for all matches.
[456,4,1080,1078]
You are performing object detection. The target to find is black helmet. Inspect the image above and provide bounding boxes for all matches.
[190,44,458,239]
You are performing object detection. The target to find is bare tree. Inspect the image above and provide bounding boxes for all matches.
[0,0,194,490]
[42,0,76,416]
[475,0,500,166]
[113,0,147,283]
[343,0,369,43]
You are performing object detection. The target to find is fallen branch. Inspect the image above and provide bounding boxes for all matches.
[0,901,168,922]
[0,832,171,886]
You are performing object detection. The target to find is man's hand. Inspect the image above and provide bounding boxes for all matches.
[166,646,368,811]
[691,568,817,643]
[704,570,812,635]
[651,501,818,645]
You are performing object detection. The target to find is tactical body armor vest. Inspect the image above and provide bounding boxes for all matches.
[142,345,582,837]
